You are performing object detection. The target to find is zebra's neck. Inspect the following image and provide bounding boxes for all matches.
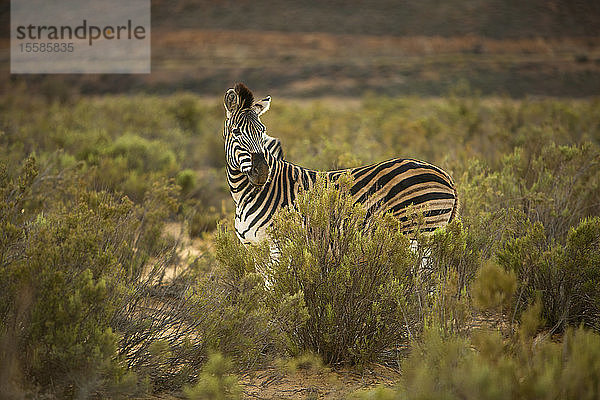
[227,153,318,244]
[227,153,278,206]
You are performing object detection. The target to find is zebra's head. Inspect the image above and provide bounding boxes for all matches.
[223,83,272,186]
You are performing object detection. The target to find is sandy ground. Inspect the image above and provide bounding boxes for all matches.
[239,364,400,399]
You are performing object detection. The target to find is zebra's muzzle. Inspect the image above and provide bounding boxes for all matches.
[248,152,269,186]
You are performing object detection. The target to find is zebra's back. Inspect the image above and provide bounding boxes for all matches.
[328,158,458,234]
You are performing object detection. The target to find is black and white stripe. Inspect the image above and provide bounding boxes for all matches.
[223,83,458,245]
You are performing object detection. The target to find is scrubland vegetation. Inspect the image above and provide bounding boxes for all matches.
[1,85,599,398]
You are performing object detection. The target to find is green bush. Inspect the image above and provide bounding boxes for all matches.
[0,158,209,397]
[106,134,176,174]
[471,260,517,314]
[395,314,600,400]
[184,353,242,400]
[359,301,600,400]
[459,142,600,247]
[352,386,398,400]
[417,220,480,336]
[187,203,222,237]
[197,269,276,369]
[259,176,418,365]
[211,175,427,367]
[168,94,206,133]
[177,168,198,196]
[0,158,138,397]
[276,352,327,375]
[498,217,600,332]
[204,223,309,369]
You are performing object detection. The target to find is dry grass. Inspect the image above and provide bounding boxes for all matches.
[3,29,599,97]
[150,30,600,96]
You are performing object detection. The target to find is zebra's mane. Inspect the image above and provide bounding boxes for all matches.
[235,82,254,110]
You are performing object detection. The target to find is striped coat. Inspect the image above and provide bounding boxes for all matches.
[229,151,458,245]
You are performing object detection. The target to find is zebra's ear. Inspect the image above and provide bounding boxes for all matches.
[224,88,238,116]
[253,96,271,116]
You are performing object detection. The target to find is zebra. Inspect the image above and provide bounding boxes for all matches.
[223,83,459,246]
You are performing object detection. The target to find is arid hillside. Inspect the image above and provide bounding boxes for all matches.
[1,0,599,97]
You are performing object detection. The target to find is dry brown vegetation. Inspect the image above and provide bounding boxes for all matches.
[2,29,600,97]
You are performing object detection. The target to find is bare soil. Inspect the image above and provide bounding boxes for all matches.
[239,364,400,400]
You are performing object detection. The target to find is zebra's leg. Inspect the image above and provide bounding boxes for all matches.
[256,242,281,289]
[410,239,431,275]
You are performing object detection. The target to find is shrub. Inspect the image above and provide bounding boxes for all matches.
[113,264,212,392]
[133,178,179,258]
[352,386,398,400]
[471,260,517,314]
[417,220,480,336]
[431,220,481,285]
[0,158,138,397]
[3,90,600,397]
[498,217,600,332]
[168,94,205,133]
[184,353,242,400]
[196,269,276,369]
[177,168,197,196]
[188,205,222,237]
[394,315,600,400]
[106,134,177,174]
[211,175,423,366]
[0,158,210,397]
[86,134,180,202]
[459,142,600,246]
[259,175,418,365]
[206,223,308,368]
[276,352,327,375]
[560,328,600,400]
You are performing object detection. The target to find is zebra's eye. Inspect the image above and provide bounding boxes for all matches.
[232,127,241,136]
